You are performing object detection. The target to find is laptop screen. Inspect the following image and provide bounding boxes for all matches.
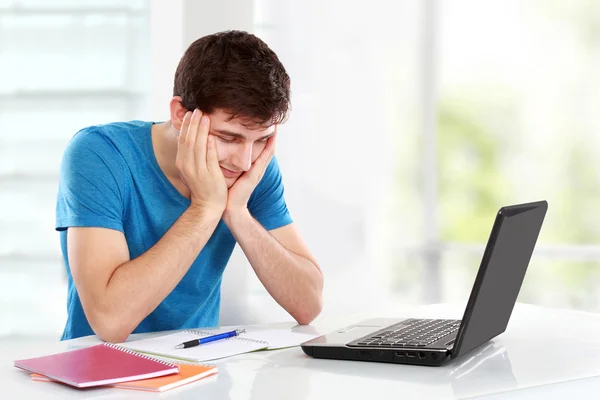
[452,201,548,359]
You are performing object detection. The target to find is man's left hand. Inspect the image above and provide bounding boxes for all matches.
[224,134,277,218]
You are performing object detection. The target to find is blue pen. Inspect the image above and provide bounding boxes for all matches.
[174,329,246,349]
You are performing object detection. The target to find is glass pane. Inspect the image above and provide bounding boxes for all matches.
[0,221,59,256]
[0,98,141,175]
[0,13,148,91]
[0,264,67,337]
[438,0,600,245]
[0,180,58,224]
[0,0,146,10]
[0,98,139,139]
[392,249,600,311]
[0,0,150,337]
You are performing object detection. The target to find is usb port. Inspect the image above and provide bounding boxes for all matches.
[406,351,416,358]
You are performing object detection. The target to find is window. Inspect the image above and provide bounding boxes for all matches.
[0,0,150,337]
[387,0,600,310]
[254,0,600,314]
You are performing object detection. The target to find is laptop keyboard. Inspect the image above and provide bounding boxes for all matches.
[355,318,461,347]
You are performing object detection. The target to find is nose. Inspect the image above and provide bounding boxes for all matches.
[231,142,253,172]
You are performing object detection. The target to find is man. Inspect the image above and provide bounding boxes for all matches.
[56,30,323,342]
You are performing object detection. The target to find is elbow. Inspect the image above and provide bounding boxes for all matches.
[95,326,131,344]
[86,307,134,343]
[294,293,323,325]
[294,272,324,325]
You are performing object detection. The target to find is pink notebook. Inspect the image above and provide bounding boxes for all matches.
[14,343,179,388]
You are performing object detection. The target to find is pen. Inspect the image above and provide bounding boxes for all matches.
[174,329,246,349]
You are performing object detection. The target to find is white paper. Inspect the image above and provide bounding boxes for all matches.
[242,330,319,350]
[119,329,319,361]
[119,330,268,362]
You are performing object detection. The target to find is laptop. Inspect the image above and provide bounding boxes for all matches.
[301,200,548,366]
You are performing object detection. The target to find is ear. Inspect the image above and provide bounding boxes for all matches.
[169,96,187,130]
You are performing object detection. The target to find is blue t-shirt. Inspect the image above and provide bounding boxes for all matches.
[56,120,292,340]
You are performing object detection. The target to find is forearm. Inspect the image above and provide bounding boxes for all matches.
[224,209,323,324]
[95,205,222,341]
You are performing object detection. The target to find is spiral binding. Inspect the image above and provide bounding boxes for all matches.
[170,360,216,368]
[184,329,267,346]
[103,343,179,368]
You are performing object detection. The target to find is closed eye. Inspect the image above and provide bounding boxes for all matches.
[217,136,236,143]
[258,135,273,143]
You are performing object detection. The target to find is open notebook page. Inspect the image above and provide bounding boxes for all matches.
[119,329,319,361]
[119,330,269,362]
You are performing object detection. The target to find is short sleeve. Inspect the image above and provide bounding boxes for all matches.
[248,156,293,231]
[55,128,127,232]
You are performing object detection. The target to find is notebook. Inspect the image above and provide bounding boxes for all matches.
[14,343,179,388]
[119,329,319,362]
[31,361,217,392]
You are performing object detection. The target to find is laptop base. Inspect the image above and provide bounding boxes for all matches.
[301,340,451,367]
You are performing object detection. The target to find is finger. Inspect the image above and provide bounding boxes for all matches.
[186,109,202,169]
[267,133,277,154]
[206,134,220,172]
[194,114,210,170]
[248,135,276,180]
[186,109,202,148]
[178,111,191,145]
[259,135,277,167]
[176,111,192,169]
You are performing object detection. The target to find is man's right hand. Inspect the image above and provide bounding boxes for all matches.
[176,109,228,214]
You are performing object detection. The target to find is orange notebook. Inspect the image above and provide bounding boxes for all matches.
[31,362,217,392]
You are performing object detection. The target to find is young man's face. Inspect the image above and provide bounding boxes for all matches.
[207,109,276,188]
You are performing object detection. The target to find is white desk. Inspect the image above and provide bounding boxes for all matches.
[3,303,600,399]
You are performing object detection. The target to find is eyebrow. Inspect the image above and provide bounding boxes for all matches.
[212,129,273,141]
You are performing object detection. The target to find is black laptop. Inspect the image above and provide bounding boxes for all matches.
[301,201,548,366]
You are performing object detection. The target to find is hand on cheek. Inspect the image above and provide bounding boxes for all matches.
[224,135,277,214]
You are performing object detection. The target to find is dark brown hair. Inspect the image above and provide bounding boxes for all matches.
[173,30,291,126]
